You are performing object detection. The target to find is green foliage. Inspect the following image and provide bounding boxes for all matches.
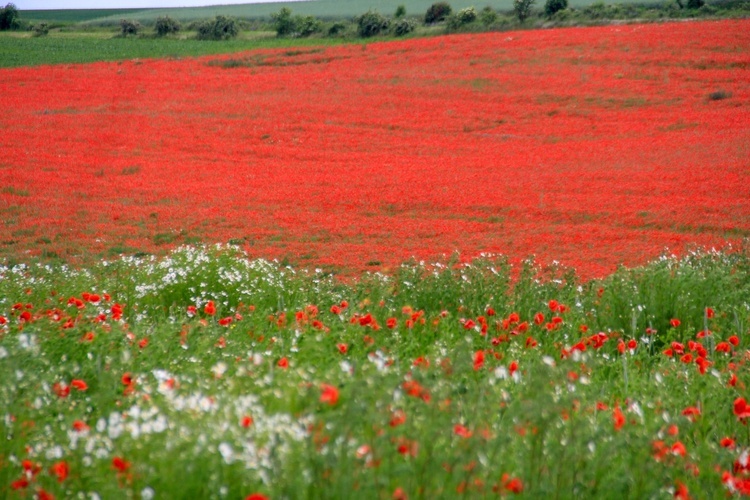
[514,0,536,22]
[357,10,390,37]
[0,3,19,31]
[545,0,568,16]
[686,0,706,8]
[271,7,321,37]
[271,7,296,36]
[0,246,748,497]
[196,15,239,40]
[394,4,407,17]
[392,16,416,36]
[447,6,477,29]
[120,18,140,36]
[154,15,181,36]
[31,22,48,37]
[424,2,452,23]
[479,6,498,25]
[327,21,347,36]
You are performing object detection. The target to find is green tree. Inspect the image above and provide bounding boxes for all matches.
[120,19,140,36]
[155,16,181,36]
[357,10,390,37]
[0,3,19,30]
[425,2,452,23]
[514,0,536,22]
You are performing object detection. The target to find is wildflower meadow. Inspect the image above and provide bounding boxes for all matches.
[1,15,749,500]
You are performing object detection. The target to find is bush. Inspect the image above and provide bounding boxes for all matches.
[196,15,239,40]
[155,16,181,36]
[357,10,390,37]
[120,19,141,36]
[0,3,19,31]
[271,8,321,37]
[424,2,452,23]
[479,6,498,25]
[394,4,407,18]
[514,0,536,22]
[544,0,568,16]
[457,6,478,23]
[686,0,705,8]
[271,7,296,36]
[296,15,322,37]
[392,17,416,36]
[327,22,347,36]
[32,21,48,37]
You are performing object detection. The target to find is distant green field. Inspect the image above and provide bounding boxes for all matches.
[22,8,149,22]
[0,31,354,68]
[71,0,641,23]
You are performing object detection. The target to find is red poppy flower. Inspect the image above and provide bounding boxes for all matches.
[50,461,69,482]
[53,382,70,398]
[320,384,339,406]
[613,407,625,431]
[728,335,740,346]
[390,409,406,427]
[204,301,216,316]
[454,424,472,438]
[473,350,485,371]
[533,312,545,325]
[277,357,289,369]
[72,420,89,432]
[70,379,88,391]
[720,437,735,448]
[670,318,681,328]
[733,397,750,420]
[245,494,269,500]
[337,343,348,354]
[508,360,519,377]
[241,416,253,428]
[112,456,130,473]
[548,300,559,312]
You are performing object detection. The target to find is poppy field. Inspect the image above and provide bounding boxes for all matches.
[2,19,749,277]
[1,17,750,500]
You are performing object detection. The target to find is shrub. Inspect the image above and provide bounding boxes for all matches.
[271,7,296,36]
[392,17,416,36]
[271,8,321,37]
[424,2,452,23]
[0,3,19,31]
[357,10,390,37]
[686,0,705,8]
[544,0,568,16]
[155,16,181,36]
[327,22,347,36]
[394,4,407,18]
[457,6,478,23]
[196,15,239,40]
[120,19,141,36]
[296,15,322,37]
[32,21,48,37]
[514,0,536,22]
[479,6,498,25]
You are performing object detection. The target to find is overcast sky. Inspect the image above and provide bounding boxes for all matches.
[17,0,303,10]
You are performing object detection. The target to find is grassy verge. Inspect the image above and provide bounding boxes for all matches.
[1,245,748,497]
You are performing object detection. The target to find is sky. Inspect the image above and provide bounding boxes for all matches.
[17,0,304,11]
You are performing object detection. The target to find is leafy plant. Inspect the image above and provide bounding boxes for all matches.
[514,0,536,22]
[357,10,390,38]
[425,2,452,24]
[120,19,141,37]
[392,17,416,36]
[196,15,239,41]
[545,0,568,16]
[154,16,181,37]
[0,2,19,31]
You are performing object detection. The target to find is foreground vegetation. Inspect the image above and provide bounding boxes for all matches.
[1,245,749,498]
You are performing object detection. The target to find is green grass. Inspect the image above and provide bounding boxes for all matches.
[21,8,149,22]
[0,31,353,68]
[0,245,748,498]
